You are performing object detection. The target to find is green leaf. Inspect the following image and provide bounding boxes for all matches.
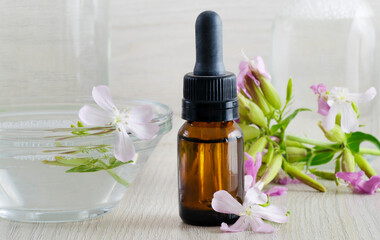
[109,160,133,169]
[66,164,103,173]
[347,131,380,153]
[77,121,84,127]
[286,78,293,102]
[309,149,336,166]
[42,160,73,167]
[271,108,311,134]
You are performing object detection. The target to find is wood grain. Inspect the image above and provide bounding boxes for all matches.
[1,116,380,240]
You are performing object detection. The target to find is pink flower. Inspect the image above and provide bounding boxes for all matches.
[211,188,288,233]
[265,186,288,197]
[336,171,380,194]
[79,85,159,162]
[310,84,330,116]
[237,51,271,96]
[244,152,262,185]
[244,152,287,196]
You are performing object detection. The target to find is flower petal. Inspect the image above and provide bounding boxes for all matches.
[265,186,288,197]
[252,205,289,223]
[340,102,359,133]
[129,105,154,123]
[239,61,249,71]
[92,85,117,113]
[336,171,364,186]
[249,217,275,233]
[322,103,341,131]
[310,84,327,95]
[114,129,135,162]
[317,97,330,116]
[349,87,377,103]
[211,190,243,215]
[244,152,262,184]
[78,105,112,126]
[253,56,271,80]
[358,175,380,194]
[245,175,254,191]
[220,217,249,232]
[128,122,159,140]
[245,187,267,205]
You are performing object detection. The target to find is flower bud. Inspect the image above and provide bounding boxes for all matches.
[285,140,307,149]
[318,121,346,144]
[283,161,326,192]
[309,169,336,180]
[262,142,274,164]
[258,77,282,110]
[238,93,267,128]
[259,153,283,186]
[244,77,272,116]
[354,153,376,178]
[238,123,261,141]
[238,103,249,122]
[286,78,293,102]
[286,147,308,163]
[341,148,355,172]
[247,137,267,159]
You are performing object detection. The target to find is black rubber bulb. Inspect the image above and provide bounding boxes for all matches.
[194,11,226,76]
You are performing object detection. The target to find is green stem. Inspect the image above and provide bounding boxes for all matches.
[286,134,340,150]
[359,148,380,156]
[98,160,131,187]
[106,169,130,187]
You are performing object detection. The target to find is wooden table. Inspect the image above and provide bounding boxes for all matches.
[1,115,379,240]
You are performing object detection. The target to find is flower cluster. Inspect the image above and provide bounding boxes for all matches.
[236,53,380,195]
[237,53,326,193]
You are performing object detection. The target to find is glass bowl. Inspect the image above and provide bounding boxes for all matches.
[0,97,172,222]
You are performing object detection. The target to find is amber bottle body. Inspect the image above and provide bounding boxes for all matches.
[177,121,244,226]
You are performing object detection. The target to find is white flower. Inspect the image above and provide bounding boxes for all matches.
[322,87,377,133]
[211,188,288,233]
[79,85,159,162]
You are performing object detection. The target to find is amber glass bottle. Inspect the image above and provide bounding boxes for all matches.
[178,11,244,226]
[178,121,244,226]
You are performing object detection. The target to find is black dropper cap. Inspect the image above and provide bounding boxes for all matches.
[182,11,238,122]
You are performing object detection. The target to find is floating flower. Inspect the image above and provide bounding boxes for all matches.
[312,85,377,133]
[336,171,380,194]
[79,85,159,162]
[244,152,287,196]
[211,188,288,233]
[310,84,330,116]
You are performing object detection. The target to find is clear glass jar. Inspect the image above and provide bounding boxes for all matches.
[271,0,377,137]
[0,97,172,222]
[0,0,109,99]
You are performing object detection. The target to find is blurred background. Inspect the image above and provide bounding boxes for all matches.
[110,0,280,114]
[0,0,379,137]
[109,0,378,108]
[109,0,380,137]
